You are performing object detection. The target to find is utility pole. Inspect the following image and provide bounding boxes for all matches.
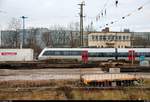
[0,30,1,47]
[21,16,28,49]
[78,1,85,47]
[0,10,6,48]
[131,32,134,65]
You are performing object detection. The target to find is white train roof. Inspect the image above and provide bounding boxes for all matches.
[42,48,116,52]
[39,48,150,57]
[117,48,150,52]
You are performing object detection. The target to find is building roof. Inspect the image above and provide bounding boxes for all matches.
[88,31,131,35]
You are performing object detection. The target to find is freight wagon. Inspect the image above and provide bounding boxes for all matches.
[0,49,33,61]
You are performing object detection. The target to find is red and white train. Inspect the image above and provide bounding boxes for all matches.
[38,48,150,61]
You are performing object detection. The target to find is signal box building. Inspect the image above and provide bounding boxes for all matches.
[88,31,131,48]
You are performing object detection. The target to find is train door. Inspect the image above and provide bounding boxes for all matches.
[128,50,135,61]
[82,50,88,63]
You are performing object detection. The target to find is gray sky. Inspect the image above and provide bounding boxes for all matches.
[0,0,150,32]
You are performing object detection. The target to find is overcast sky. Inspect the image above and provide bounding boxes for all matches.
[0,0,150,32]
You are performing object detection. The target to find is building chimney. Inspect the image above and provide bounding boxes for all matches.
[102,27,109,32]
[124,29,130,33]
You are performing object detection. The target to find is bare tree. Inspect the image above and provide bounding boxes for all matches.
[42,32,53,47]
[70,31,75,48]
[26,28,42,58]
[133,36,150,48]
[1,31,17,48]
[8,17,21,30]
[7,17,21,48]
[67,22,80,47]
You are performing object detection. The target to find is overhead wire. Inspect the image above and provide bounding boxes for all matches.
[85,0,110,30]
[99,0,150,30]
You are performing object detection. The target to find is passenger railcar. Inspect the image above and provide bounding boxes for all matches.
[117,48,150,61]
[38,48,116,61]
[38,48,150,61]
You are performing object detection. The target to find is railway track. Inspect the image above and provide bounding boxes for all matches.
[0,61,149,73]
[0,86,150,92]
[0,62,99,69]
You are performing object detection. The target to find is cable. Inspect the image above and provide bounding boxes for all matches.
[0,10,7,14]
[100,0,150,30]
[85,0,111,30]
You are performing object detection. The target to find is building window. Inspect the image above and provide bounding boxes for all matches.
[92,35,95,41]
[96,35,98,41]
[99,35,102,40]
[108,35,110,41]
[103,35,106,41]
[108,35,115,41]
[126,36,129,40]
[116,36,118,41]
[101,36,103,41]
[112,35,115,41]
[118,36,122,40]
[123,36,126,41]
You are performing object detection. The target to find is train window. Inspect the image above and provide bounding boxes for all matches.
[43,50,82,56]
[118,52,128,57]
[137,52,150,57]
[104,53,116,57]
[147,52,150,57]
[88,52,115,57]
[54,51,61,55]
[71,51,76,55]
[63,51,70,55]
[72,51,82,55]
[63,51,82,56]
[42,51,54,56]
[88,52,95,57]
[89,52,101,57]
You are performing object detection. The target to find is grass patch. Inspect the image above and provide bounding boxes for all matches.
[0,79,149,100]
[0,87,149,100]
[71,89,150,100]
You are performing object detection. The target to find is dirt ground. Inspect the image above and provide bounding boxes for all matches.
[0,87,149,100]
[0,79,149,100]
